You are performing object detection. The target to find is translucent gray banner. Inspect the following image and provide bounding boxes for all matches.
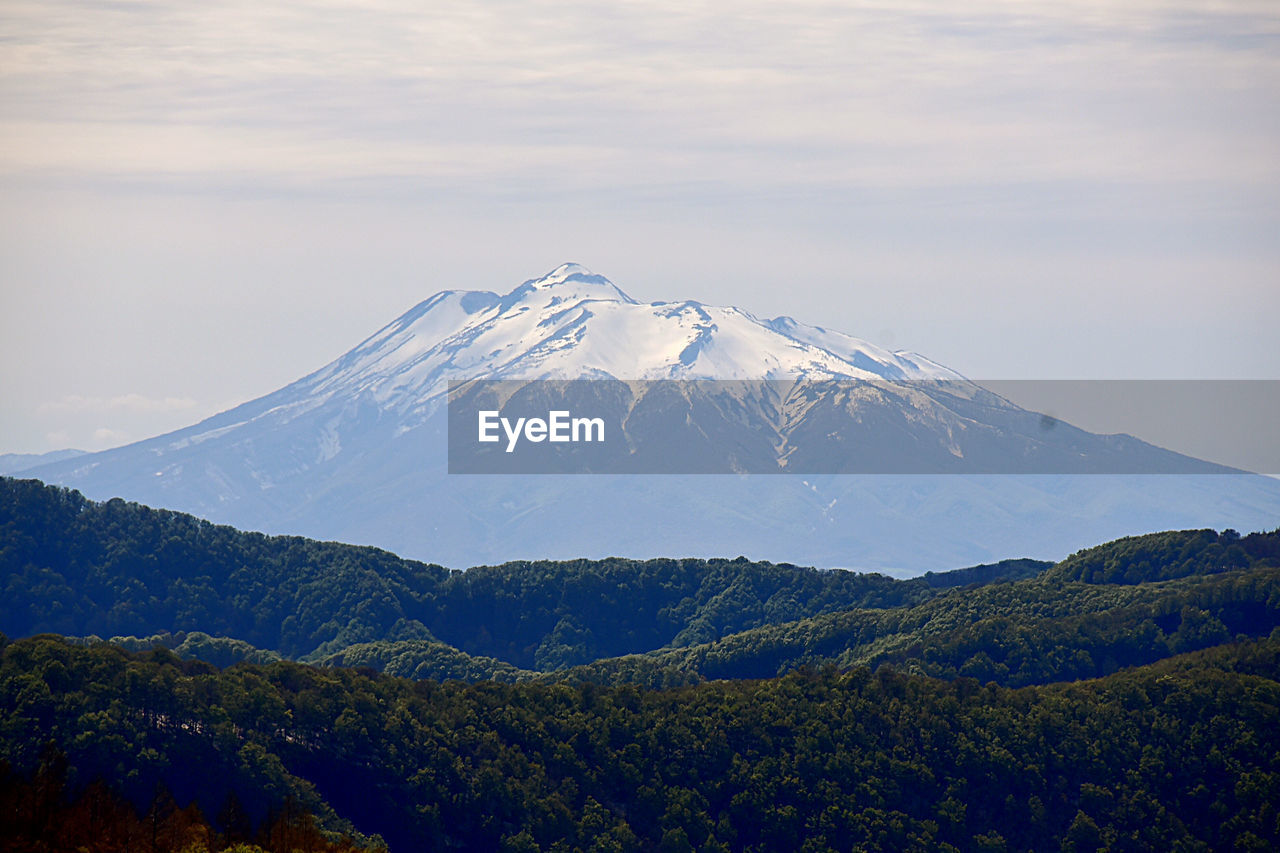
[446,379,1279,475]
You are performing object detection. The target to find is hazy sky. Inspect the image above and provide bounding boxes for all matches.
[2,0,1278,453]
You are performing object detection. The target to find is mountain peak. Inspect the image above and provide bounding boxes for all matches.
[504,263,638,307]
[542,262,592,281]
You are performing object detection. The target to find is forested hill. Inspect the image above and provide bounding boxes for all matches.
[1047,526,1280,584]
[4,477,1280,850]
[4,477,1280,688]
[0,476,1046,668]
[3,634,1279,851]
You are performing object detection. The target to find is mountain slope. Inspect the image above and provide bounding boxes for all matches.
[5,634,1279,851]
[2,477,1032,666]
[565,552,1280,687]
[23,264,1280,570]
[7,477,1280,692]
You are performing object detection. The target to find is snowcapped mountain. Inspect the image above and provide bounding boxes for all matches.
[256,262,961,428]
[21,264,1280,572]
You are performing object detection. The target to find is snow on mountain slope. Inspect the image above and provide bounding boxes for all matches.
[117,263,974,464]
[276,263,964,421]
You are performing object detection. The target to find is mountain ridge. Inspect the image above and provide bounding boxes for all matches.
[1,475,1046,669]
[5,475,1279,689]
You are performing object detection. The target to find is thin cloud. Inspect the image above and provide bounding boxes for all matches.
[90,427,131,449]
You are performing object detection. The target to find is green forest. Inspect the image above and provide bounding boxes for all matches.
[3,476,1279,851]
[0,477,1055,673]
[5,635,1280,851]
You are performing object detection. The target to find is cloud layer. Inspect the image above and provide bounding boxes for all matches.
[3,1,1277,193]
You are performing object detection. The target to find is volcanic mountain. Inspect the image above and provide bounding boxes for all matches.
[23,264,1280,571]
